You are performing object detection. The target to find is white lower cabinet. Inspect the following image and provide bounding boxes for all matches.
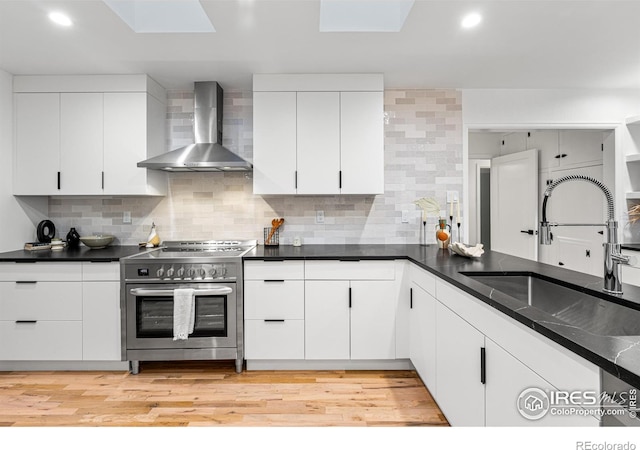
[435,302,486,426]
[434,278,600,427]
[305,279,396,360]
[245,320,305,359]
[305,280,350,359]
[243,261,305,360]
[0,261,122,363]
[408,283,437,392]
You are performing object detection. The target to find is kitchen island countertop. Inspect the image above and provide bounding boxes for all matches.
[245,244,640,389]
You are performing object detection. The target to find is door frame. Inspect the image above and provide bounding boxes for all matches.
[463,123,621,247]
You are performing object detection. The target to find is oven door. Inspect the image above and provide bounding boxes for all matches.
[125,282,237,350]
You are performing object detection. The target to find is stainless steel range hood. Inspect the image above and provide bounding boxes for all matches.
[137,82,253,172]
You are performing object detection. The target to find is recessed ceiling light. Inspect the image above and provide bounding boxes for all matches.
[49,11,73,27]
[461,12,482,29]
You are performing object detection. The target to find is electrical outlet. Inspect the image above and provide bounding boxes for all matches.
[316,210,325,224]
[123,211,132,224]
[401,210,409,223]
[446,191,459,204]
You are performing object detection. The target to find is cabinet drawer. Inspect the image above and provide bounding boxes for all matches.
[244,260,304,280]
[82,261,120,281]
[244,280,304,319]
[0,321,83,360]
[410,263,436,296]
[0,262,82,281]
[0,282,82,320]
[244,319,304,359]
[305,260,395,280]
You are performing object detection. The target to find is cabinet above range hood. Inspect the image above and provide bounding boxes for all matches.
[137,82,252,172]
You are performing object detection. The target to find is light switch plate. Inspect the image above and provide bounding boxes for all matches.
[401,210,409,223]
[446,191,459,203]
[316,210,325,224]
[123,211,132,224]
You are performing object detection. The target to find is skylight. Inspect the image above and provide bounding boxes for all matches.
[103,0,215,33]
[319,0,415,32]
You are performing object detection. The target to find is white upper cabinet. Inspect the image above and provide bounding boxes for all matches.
[252,74,384,195]
[60,93,104,195]
[14,93,60,195]
[340,91,384,194]
[252,92,297,195]
[297,92,341,194]
[13,75,167,196]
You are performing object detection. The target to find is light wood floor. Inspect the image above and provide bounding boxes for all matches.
[0,361,448,427]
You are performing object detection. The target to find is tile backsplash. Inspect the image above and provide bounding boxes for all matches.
[49,89,463,245]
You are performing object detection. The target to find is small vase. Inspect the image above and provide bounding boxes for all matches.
[435,219,451,249]
[66,227,80,249]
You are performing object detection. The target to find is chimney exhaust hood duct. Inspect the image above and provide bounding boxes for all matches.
[137,81,253,172]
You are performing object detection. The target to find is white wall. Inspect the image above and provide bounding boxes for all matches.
[0,69,47,251]
[462,88,640,244]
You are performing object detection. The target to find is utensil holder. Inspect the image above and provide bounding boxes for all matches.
[264,227,279,246]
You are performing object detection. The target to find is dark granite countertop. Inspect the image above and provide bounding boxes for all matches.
[0,245,145,262]
[245,244,640,389]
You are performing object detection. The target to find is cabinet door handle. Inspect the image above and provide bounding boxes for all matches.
[480,347,486,385]
[349,287,352,308]
[558,261,565,266]
[15,281,37,284]
[57,171,61,190]
[89,260,112,263]
[264,319,285,323]
[263,279,285,283]
[16,320,37,324]
[520,229,535,235]
[410,287,413,309]
[101,171,104,190]
[294,171,297,189]
[339,170,342,189]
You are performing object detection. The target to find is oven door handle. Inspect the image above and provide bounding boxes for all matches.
[129,287,233,297]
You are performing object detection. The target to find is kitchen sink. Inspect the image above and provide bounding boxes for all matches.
[460,272,640,337]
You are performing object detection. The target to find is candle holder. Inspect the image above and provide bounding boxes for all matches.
[421,221,427,246]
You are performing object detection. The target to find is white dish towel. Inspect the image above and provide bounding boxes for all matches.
[173,288,195,340]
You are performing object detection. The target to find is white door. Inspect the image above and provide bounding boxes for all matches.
[103,92,147,195]
[435,301,486,426]
[252,91,297,194]
[14,93,60,195]
[485,338,599,426]
[297,92,340,194]
[409,283,437,393]
[305,280,350,359]
[82,281,121,360]
[350,280,396,360]
[490,149,539,260]
[60,93,104,194]
[340,91,384,194]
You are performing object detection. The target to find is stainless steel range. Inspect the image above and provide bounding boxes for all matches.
[120,239,257,374]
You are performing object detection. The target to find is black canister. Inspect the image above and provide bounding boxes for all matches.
[66,227,81,249]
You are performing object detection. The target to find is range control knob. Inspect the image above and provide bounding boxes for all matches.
[156,268,165,278]
[187,268,197,278]
[176,267,185,278]
[209,267,217,278]
[200,268,207,278]
[166,267,175,277]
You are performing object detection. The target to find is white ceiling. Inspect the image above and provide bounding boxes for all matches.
[1,0,640,91]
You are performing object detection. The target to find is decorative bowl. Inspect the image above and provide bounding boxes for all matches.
[80,235,115,249]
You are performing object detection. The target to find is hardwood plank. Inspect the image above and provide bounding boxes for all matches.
[0,361,449,427]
